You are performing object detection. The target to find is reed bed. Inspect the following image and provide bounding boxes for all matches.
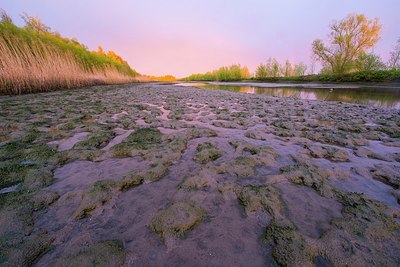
[0,34,136,94]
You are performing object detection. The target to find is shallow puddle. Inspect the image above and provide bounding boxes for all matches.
[276,182,342,238]
[102,129,134,150]
[48,132,90,151]
[52,157,146,194]
[111,111,129,120]
[0,184,19,194]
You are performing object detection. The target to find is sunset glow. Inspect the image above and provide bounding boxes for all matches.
[3,0,400,77]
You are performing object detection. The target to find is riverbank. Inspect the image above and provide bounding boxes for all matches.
[0,83,399,266]
[252,70,400,83]
[183,70,400,83]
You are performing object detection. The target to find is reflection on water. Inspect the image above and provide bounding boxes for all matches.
[177,82,400,109]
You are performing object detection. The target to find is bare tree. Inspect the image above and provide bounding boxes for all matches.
[309,59,316,75]
[388,37,400,70]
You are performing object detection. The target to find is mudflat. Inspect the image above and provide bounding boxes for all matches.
[0,83,399,266]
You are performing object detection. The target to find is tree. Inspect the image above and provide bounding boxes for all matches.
[283,60,293,77]
[241,66,251,79]
[294,62,307,76]
[312,14,382,75]
[309,59,316,75]
[265,58,281,77]
[354,52,386,71]
[388,37,400,70]
[255,63,268,78]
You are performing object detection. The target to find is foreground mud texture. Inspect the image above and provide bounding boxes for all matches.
[0,83,399,266]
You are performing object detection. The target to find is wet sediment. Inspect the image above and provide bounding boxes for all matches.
[0,83,399,266]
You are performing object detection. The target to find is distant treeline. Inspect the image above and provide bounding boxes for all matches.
[254,70,400,83]
[183,14,400,83]
[143,75,177,82]
[182,65,251,81]
[183,58,400,83]
[0,10,139,94]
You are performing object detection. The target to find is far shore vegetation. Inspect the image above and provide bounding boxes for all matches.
[183,14,400,83]
[0,10,140,95]
[143,75,177,82]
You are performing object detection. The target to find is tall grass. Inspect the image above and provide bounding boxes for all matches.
[0,16,138,94]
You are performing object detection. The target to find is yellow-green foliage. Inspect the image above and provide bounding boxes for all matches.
[144,75,177,82]
[0,12,139,94]
[183,64,250,81]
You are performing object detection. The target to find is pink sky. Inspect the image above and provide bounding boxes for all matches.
[3,0,400,77]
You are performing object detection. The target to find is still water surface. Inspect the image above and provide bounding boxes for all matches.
[177,82,400,109]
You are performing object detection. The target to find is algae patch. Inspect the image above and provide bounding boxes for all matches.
[150,200,206,240]
[54,240,126,267]
[193,142,223,164]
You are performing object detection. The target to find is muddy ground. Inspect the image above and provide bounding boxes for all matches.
[0,83,399,266]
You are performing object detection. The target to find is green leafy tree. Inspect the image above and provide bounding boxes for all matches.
[255,63,268,78]
[312,14,382,75]
[283,60,293,77]
[354,52,386,71]
[269,58,281,77]
[294,63,307,76]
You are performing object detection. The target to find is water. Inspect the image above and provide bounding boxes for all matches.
[176,82,400,109]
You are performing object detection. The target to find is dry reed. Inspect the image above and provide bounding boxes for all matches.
[0,34,136,94]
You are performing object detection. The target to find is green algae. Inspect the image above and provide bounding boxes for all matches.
[193,142,223,164]
[150,200,206,240]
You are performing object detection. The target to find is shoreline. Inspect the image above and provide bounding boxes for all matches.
[179,80,400,89]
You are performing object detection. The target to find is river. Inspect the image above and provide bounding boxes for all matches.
[176,82,400,109]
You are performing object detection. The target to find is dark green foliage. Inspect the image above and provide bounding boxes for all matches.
[252,70,400,83]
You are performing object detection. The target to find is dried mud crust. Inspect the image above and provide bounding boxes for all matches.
[0,83,399,266]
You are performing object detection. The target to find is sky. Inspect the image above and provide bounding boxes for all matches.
[2,0,400,77]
